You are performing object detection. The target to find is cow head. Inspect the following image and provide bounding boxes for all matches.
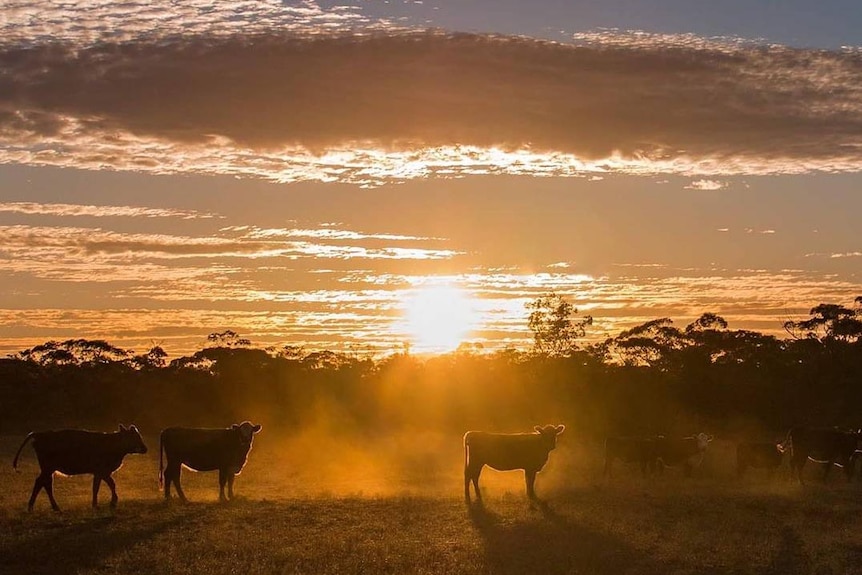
[118,424,148,454]
[232,421,263,446]
[694,432,713,451]
[534,424,566,450]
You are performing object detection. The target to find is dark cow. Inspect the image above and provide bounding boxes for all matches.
[654,433,713,477]
[603,436,661,478]
[736,441,784,479]
[782,426,861,483]
[464,424,565,502]
[159,421,262,502]
[12,425,148,511]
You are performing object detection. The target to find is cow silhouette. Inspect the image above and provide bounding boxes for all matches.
[12,425,148,511]
[159,421,262,502]
[464,424,565,502]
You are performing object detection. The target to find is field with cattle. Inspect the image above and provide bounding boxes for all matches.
[4,308,862,573]
[4,432,862,575]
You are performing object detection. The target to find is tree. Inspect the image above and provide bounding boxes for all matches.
[783,300,862,343]
[605,318,685,367]
[14,339,130,367]
[206,330,252,348]
[526,292,592,357]
[129,345,168,370]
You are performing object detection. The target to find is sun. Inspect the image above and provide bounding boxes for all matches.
[402,283,477,353]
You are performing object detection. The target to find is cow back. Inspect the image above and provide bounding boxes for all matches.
[790,427,860,461]
[162,427,253,473]
[33,430,132,476]
[466,432,555,472]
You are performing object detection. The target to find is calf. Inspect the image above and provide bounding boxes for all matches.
[159,421,262,502]
[12,425,148,511]
[783,426,860,483]
[464,424,565,502]
[654,433,713,477]
[736,441,784,479]
[603,436,661,478]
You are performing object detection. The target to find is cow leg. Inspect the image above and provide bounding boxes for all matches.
[173,469,188,503]
[796,457,806,483]
[43,472,60,512]
[525,469,538,500]
[92,475,102,508]
[104,476,119,508]
[227,473,236,500]
[465,463,482,501]
[28,473,47,511]
[164,463,186,503]
[218,468,229,502]
[163,463,175,501]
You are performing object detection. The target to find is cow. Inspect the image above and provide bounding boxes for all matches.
[782,426,861,483]
[159,421,262,502]
[736,441,785,479]
[12,425,148,511]
[654,433,713,477]
[463,424,565,502]
[603,436,661,478]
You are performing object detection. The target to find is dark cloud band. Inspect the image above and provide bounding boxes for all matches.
[2,31,862,178]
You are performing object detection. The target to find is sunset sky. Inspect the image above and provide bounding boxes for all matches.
[2,1,862,357]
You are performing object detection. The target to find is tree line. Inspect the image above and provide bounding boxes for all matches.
[2,297,862,440]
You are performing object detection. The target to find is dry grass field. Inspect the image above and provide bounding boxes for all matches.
[3,433,862,575]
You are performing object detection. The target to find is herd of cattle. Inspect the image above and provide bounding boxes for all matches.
[9,422,862,510]
[12,422,262,511]
[603,426,862,485]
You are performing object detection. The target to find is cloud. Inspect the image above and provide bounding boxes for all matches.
[2,19,862,182]
[223,225,435,241]
[0,202,221,219]
[0,224,461,284]
[685,179,728,191]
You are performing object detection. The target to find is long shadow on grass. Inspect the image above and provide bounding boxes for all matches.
[468,500,679,575]
[0,501,220,575]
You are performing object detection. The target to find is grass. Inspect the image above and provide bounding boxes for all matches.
[3,434,862,574]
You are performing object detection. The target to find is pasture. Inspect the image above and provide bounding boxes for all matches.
[3,433,862,575]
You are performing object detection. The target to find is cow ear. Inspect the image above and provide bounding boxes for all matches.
[555,425,566,435]
[130,425,139,433]
[253,424,262,433]
[231,424,240,430]
[707,434,714,442]
[118,424,128,432]
[534,426,543,433]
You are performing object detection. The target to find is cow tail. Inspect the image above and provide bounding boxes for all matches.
[158,432,164,488]
[12,432,34,471]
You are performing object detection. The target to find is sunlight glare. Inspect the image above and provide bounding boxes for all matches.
[402,284,477,353]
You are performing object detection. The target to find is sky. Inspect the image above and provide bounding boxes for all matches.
[1,1,862,357]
